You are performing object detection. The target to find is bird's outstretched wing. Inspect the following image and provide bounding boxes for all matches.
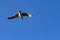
[8,14,19,19]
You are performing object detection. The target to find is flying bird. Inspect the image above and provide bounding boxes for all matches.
[8,10,32,20]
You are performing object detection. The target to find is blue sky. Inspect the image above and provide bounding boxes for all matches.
[0,0,60,40]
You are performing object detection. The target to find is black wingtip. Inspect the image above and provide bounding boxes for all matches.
[8,17,13,19]
[8,18,11,19]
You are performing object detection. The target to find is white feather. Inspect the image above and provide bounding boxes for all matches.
[28,14,32,17]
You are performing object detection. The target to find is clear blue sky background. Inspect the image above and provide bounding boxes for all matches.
[0,0,60,40]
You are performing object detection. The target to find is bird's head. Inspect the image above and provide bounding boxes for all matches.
[28,14,32,17]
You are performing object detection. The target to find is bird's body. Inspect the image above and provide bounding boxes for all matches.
[8,10,32,20]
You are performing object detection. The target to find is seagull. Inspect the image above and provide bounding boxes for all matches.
[8,10,32,20]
